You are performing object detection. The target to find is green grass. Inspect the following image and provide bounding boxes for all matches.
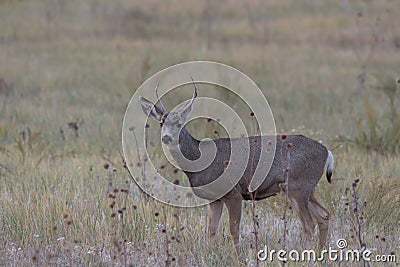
[1,0,399,266]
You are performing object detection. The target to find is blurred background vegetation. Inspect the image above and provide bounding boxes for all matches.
[0,0,399,265]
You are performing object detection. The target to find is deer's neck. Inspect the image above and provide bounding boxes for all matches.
[168,127,200,163]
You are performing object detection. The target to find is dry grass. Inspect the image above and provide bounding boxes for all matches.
[0,0,399,266]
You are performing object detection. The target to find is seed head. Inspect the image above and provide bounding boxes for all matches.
[121,189,129,194]
[118,207,126,214]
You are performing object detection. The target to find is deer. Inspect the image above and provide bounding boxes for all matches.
[139,82,334,253]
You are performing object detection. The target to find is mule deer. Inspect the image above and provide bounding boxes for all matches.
[139,83,334,252]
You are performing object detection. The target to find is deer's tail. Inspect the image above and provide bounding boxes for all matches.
[324,150,334,183]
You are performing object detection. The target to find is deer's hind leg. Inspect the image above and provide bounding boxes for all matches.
[309,194,329,249]
[289,192,317,248]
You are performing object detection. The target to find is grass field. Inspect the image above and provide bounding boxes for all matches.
[0,0,399,266]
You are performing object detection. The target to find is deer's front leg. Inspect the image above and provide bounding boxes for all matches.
[208,200,223,240]
[224,197,242,253]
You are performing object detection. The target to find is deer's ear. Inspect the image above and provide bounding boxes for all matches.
[176,99,194,122]
[139,96,164,121]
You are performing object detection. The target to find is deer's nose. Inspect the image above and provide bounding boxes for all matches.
[162,135,173,145]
